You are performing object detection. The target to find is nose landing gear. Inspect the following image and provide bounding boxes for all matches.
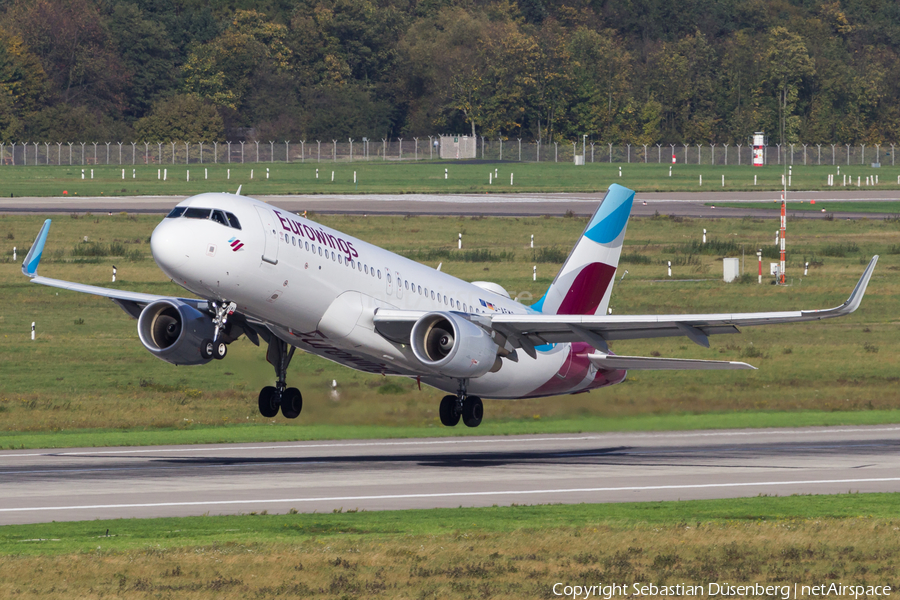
[439,379,483,427]
[257,336,302,419]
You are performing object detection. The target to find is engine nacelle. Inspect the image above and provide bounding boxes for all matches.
[137,299,215,366]
[410,312,499,378]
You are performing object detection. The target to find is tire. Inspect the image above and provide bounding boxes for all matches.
[281,387,302,419]
[258,386,280,418]
[462,396,483,428]
[439,395,460,427]
[213,341,227,360]
[200,338,214,360]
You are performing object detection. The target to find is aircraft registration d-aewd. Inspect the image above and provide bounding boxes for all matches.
[22,185,878,427]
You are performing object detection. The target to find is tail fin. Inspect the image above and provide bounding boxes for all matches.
[531,184,634,315]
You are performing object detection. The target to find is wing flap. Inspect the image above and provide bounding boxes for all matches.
[588,353,755,371]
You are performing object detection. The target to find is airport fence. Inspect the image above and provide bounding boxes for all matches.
[0,139,895,167]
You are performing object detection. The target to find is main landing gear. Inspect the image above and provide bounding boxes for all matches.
[258,336,303,419]
[439,379,483,428]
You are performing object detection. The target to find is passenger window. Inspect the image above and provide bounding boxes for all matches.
[184,207,211,219]
[387,273,392,284]
[338,255,343,264]
[211,210,228,226]
[225,212,241,229]
[418,285,422,294]
[305,242,309,251]
[292,236,296,246]
[365,265,368,274]
[166,206,186,218]
[430,291,434,300]
[377,270,382,279]
[404,281,409,290]
[463,303,467,312]
[444,296,448,305]
[318,247,322,256]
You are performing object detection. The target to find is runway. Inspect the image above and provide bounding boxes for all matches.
[1,190,898,218]
[2,425,899,525]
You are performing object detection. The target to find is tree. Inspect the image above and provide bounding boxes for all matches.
[764,27,815,145]
[134,94,224,141]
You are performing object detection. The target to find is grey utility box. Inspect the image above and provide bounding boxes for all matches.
[723,257,740,282]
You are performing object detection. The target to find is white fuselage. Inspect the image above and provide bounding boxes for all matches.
[150,193,624,399]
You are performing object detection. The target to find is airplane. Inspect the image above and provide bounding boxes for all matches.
[21,184,878,427]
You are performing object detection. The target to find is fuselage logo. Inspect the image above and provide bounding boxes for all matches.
[228,237,245,251]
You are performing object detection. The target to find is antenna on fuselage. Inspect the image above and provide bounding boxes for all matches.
[236,185,242,196]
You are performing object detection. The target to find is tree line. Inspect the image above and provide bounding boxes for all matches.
[1,0,898,145]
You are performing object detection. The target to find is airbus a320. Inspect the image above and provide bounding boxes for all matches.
[22,184,878,427]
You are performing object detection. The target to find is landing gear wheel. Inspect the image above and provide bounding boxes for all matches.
[200,338,214,360]
[258,386,280,418]
[439,395,460,427]
[462,396,483,428]
[213,341,227,360]
[281,387,302,419]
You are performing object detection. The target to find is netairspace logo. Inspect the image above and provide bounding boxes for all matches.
[551,582,892,600]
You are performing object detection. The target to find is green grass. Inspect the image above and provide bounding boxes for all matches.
[1,212,898,448]
[2,493,898,556]
[711,201,900,214]
[3,162,900,196]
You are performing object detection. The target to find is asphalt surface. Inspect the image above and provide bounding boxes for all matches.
[1,190,899,218]
[2,425,899,525]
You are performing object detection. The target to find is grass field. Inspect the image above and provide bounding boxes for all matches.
[0,210,898,448]
[2,161,900,196]
[1,494,898,598]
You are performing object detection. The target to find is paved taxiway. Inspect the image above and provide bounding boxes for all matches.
[1,190,898,218]
[2,426,899,525]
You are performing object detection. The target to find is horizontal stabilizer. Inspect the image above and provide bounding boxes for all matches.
[588,353,755,371]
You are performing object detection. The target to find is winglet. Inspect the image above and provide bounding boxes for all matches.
[22,219,51,277]
[801,255,878,319]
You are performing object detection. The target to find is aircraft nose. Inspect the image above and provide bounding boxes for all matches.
[150,220,188,273]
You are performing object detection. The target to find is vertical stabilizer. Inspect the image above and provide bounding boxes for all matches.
[531,184,634,315]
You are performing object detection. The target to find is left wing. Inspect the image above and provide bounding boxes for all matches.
[374,256,878,360]
[22,219,207,318]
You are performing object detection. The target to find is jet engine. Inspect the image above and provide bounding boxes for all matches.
[410,312,500,378]
[137,299,215,365]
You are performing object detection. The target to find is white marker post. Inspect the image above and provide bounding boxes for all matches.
[12,246,16,261]
[227,168,231,180]
[31,322,35,340]
[132,169,135,179]
[722,175,725,187]
[163,168,167,181]
[754,175,757,185]
[353,171,357,183]
[530,234,534,249]
[669,166,672,177]
[804,262,809,276]
[315,168,318,179]
[699,174,702,186]
[458,233,462,250]
[112,265,117,282]
[91,169,93,179]
[510,173,513,185]
[157,169,160,180]
[618,166,622,177]
[331,171,334,182]
[667,261,672,277]
[266,168,269,180]
[444,168,448,179]
[251,169,254,179]
[205,168,208,180]
[121,169,125,179]
[186,170,190,182]
[533,266,536,281]
[489,172,492,185]
[81,169,85,179]
[703,229,707,244]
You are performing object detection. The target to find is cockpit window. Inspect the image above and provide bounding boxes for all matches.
[225,212,241,230]
[211,210,228,226]
[167,206,241,230]
[184,207,212,219]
